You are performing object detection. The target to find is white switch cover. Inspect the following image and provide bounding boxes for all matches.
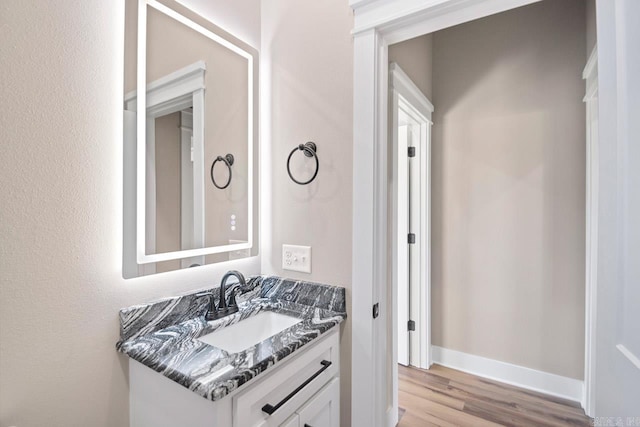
[282,244,312,273]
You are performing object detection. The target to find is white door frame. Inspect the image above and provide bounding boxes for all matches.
[390,63,433,374]
[582,46,598,417]
[179,110,207,268]
[350,0,601,425]
[389,62,433,426]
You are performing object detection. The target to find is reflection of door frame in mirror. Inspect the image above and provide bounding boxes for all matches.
[134,0,254,265]
[124,61,206,271]
[178,110,206,268]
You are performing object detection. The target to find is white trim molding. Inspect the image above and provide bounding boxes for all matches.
[390,63,434,119]
[351,27,388,427]
[582,45,598,418]
[124,61,206,113]
[432,346,585,403]
[390,62,433,372]
[583,48,598,101]
[352,0,542,44]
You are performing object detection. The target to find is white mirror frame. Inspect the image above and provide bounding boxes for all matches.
[136,0,254,264]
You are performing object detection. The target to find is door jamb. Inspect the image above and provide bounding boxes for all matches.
[390,62,433,371]
[582,46,598,417]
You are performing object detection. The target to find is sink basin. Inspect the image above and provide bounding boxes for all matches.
[198,311,302,353]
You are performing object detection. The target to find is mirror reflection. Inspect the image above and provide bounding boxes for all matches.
[123,0,257,277]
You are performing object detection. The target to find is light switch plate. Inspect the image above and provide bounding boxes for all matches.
[282,244,312,273]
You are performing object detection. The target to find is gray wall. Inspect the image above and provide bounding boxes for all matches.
[389,34,433,100]
[430,0,587,379]
[154,111,182,272]
[586,0,597,55]
[260,0,354,425]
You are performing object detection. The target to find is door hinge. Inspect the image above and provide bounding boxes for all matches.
[372,303,379,319]
[408,320,416,331]
[408,146,416,157]
[408,233,416,244]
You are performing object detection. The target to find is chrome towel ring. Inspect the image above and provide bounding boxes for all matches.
[287,142,318,185]
[210,154,234,189]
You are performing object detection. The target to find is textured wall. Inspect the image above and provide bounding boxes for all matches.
[430,0,587,379]
[260,0,354,425]
[0,1,260,426]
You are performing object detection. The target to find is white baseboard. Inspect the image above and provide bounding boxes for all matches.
[431,346,584,404]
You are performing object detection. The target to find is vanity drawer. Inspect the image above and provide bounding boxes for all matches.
[232,329,340,427]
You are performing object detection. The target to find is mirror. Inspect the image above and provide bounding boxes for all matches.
[123,0,258,277]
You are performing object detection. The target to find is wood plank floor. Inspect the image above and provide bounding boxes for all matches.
[398,364,592,427]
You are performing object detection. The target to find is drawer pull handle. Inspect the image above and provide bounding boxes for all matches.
[261,360,332,416]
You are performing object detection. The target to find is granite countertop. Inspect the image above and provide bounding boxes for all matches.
[117,276,346,402]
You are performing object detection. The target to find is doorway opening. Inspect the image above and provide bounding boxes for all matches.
[387,1,595,425]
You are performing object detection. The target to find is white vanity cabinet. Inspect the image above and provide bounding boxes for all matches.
[129,329,340,427]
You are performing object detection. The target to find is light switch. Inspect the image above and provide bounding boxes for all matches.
[282,244,311,273]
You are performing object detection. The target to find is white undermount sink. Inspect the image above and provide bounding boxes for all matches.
[197,311,302,353]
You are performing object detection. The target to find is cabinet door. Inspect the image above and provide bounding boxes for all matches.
[280,414,299,427]
[233,331,339,427]
[297,378,340,427]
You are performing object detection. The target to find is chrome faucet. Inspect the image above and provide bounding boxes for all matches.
[197,270,248,321]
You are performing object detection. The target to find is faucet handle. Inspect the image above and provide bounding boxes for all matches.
[227,289,238,308]
[196,292,217,320]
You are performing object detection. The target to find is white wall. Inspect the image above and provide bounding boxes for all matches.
[430,0,587,379]
[0,1,260,426]
[260,1,354,425]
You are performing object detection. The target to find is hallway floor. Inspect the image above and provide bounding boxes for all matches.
[398,364,591,426]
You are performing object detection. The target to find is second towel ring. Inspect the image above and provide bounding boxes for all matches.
[287,142,319,185]
[210,154,234,189]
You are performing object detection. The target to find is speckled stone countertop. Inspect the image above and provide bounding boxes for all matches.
[117,276,346,402]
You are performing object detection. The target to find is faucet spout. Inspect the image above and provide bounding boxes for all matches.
[217,270,247,313]
[199,271,248,321]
